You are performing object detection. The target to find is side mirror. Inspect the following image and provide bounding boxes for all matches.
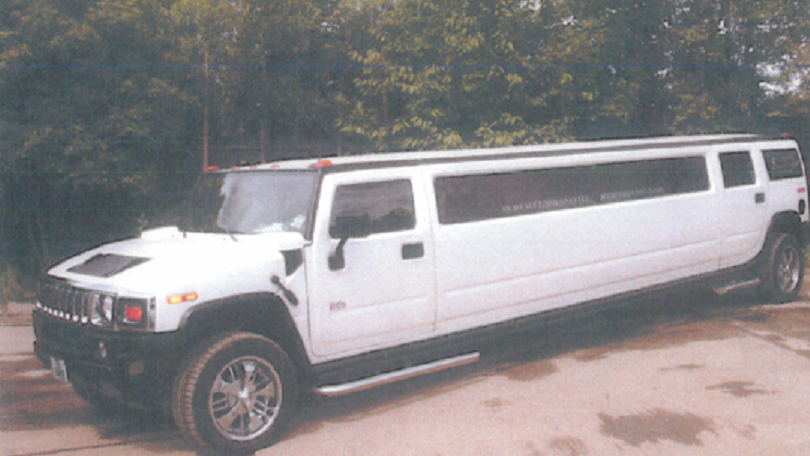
[329,215,372,270]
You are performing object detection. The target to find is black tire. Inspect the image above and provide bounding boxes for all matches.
[759,233,805,303]
[172,332,298,454]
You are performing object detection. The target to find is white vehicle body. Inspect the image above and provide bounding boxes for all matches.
[33,134,809,453]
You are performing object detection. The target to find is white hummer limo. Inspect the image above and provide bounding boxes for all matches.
[34,134,809,453]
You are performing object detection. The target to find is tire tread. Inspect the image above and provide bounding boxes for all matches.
[759,233,804,303]
[172,332,296,453]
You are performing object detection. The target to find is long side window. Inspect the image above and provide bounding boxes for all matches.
[329,180,416,238]
[762,149,804,180]
[719,152,756,188]
[435,156,709,224]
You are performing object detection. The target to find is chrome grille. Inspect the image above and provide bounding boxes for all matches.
[38,279,152,330]
[38,280,101,325]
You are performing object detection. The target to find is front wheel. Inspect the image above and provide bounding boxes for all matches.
[172,332,298,454]
[759,233,805,303]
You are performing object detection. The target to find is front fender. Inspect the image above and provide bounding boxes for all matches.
[177,293,314,380]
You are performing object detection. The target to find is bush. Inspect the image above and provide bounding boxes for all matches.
[0,265,30,304]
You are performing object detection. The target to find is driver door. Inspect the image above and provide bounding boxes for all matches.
[307,169,436,357]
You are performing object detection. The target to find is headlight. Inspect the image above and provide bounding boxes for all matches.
[90,293,115,326]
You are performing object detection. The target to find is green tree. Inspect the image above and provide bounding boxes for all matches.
[221,0,339,160]
[337,0,557,151]
[535,0,810,138]
[169,0,343,164]
[169,0,244,170]
[0,0,196,276]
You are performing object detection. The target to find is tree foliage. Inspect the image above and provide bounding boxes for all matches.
[336,0,555,150]
[1,0,196,280]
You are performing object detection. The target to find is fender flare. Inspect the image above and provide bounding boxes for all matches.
[765,212,806,247]
[176,293,314,381]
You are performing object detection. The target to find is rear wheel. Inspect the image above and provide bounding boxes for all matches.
[172,332,298,454]
[759,233,805,303]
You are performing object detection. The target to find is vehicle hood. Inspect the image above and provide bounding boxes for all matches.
[47,227,305,296]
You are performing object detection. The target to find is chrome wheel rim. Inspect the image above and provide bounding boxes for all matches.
[209,356,282,441]
[776,245,801,293]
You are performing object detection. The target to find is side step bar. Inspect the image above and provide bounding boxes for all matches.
[713,278,761,295]
[314,352,480,397]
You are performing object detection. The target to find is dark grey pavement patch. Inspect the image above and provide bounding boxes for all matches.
[598,408,717,447]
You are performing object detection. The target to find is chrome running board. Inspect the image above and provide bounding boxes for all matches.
[314,352,480,397]
[713,278,761,295]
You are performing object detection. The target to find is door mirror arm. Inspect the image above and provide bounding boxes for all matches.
[328,215,372,271]
[329,236,350,270]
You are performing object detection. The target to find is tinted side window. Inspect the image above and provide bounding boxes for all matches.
[435,157,709,224]
[762,149,804,180]
[330,180,415,238]
[719,152,755,188]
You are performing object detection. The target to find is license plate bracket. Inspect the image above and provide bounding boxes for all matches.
[50,356,69,383]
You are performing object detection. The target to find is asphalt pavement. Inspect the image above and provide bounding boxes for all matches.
[3,287,810,456]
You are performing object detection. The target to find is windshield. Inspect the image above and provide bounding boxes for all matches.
[182,171,319,235]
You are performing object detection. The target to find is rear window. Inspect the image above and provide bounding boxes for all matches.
[435,156,709,224]
[762,149,804,180]
[719,152,756,188]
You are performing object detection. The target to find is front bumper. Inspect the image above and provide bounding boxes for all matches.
[33,309,186,409]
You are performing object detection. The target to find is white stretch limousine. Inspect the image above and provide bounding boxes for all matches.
[34,134,809,453]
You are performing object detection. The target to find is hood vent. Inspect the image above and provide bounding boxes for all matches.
[67,254,150,278]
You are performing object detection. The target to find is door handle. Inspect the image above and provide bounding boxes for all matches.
[402,242,424,260]
[755,192,766,204]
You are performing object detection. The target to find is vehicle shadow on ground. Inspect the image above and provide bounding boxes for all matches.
[0,354,189,454]
[289,288,770,437]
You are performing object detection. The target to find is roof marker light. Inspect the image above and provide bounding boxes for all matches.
[312,159,333,169]
[204,166,219,173]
